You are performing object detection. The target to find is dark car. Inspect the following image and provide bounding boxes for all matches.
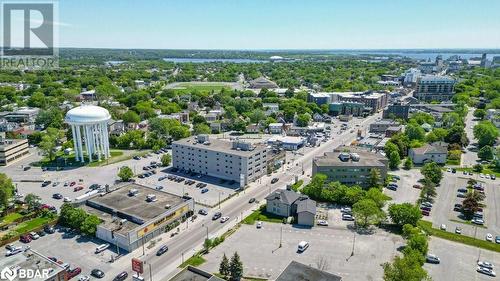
[23,166,31,171]
[44,225,55,234]
[37,230,46,237]
[421,210,430,216]
[73,186,84,192]
[420,206,431,211]
[41,181,51,187]
[271,178,279,184]
[201,188,209,193]
[91,269,105,279]
[67,267,82,279]
[20,235,31,243]
[386,185,397,191]
[89,184,101,190]
[248,198,256,204]
[453,204,462,212]
[113,271,128,281]
[452,169,456,173]
[156,245,169,256]
[212,212,222,220]
[52,193,63,199]
[133,156,141,160]
[198,209,208,215]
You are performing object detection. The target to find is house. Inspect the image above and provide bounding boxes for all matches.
[265,189,316,226]
[263,103,279,115]
[269,123,284,134]
[313,113,325,122]
[276,261,342,281]
[246,124,261,134]
[408,143,448,164]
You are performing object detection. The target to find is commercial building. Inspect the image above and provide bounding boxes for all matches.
[308,92,333,105]
[276,261,342,281]
[5,107,40,124]
[248,76,278,89]
[414,75,456,102]
[312,148,388,187]
[81,183,194,252]
[267,136,305,150]
[265,189,316,226]
[0,248,67,281]
[0,137,29,166]
[403,68,421,86]
[172,135,268,187]
[369,119,399,133]
[168,266,224,281]
[383,102,410,120]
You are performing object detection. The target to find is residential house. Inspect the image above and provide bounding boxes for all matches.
[265,189,317,226]
[408,143,448,164]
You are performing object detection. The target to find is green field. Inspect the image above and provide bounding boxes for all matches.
[178,255,206,268]
[1,213,23,224]
[242,206,284,225]
[169,82,231,94]
[14,217,53,234]
[36,149,149,168]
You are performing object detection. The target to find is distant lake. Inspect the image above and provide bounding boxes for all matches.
[325,50,499,61]
[163,58,267,63]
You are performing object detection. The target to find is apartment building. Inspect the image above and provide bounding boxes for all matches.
[172,135,267,187]
[414,75,456,102]
[0,138,29,166]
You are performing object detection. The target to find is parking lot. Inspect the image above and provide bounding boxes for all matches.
[11,225,116,279]
[425,237,500,281]
[383,169,422,206]
[200,224,405,281]
[429,172,500,240]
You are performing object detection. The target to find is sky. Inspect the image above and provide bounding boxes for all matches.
[53,0,500,49]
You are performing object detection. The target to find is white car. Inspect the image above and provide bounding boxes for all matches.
[5,246,23,256]
[472,218,484,225]
[486,233,493,241]
[29,232,40,240]
[340,207,352,213]
[447,168,452,172]
[477,266,496,277]
[478,261,494,269]
[485,174,491,179]
[317,220,328,226]
[480,173,485,178]
[220,216,229,223]
[256,221,262,229]
[440,224,446,230]
[78,276,90,281]
[63,197,72,202]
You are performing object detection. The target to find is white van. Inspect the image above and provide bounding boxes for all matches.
[298,241,309,252]
[95,243,110,254]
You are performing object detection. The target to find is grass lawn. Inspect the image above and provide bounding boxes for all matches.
[290,180,303,192]
[455,166,500,177]
[170,83,230,94]
[87,150,149,167]
[178,255,206,268]
[418,220,500,253]
[14,217,52,234]
[1,213,23,224]
[242,206,284,225]
[36,149,150,168]
[449,219,488,229]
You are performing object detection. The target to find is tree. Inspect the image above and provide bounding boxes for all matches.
[80,214,101,236]
[364,188,390,209]
[473,109,486,120]
[35,108,63,129]
[473,164,483,173]
[367,168,382,189]
[388,203,422,227]
[118,166,133,182]
[0,173,15,211]
[352,199,385,228]
[389,151,401,170]
[462,190,484,219]
[24,194,41,211]
[295,113,311,127]
[478,145,494,161]
[229,252,243,281]
[420,162,442,185]
[405,124,425,141]
[39,127,63,161]
[473,121,499,148]
[122,110,141,124]
[406,234,428,256]
[193,123,211,135]
[204,238,213,253]
[403,157,413,170]
[219,253,230,277]
[420,178,437,202]
[161,154,172,167]
[383,253,429,281]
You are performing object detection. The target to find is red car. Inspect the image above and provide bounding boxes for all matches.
[20,234,32,243]
[413,184,422,189]
[66,267,82,279]
[69,181,76,187]
[73,186,84,192]
[421,210,430,216]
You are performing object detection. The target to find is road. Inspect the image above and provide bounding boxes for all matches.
[106,112,383,280]
[462,107,479,168]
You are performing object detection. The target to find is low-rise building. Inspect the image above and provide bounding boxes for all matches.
[383,103,410,120]
[312,148,388,187]
[269,123,284,134]
[369,119,399,133]
[408,143,447,164]
[0,248,67,281]
[248,76,278,89]
[267,136,306,150]
[265,189,316,226]
[5,107,39,124]
[0,138,29,166]
[276,261,342,281]
[172,135,268,187]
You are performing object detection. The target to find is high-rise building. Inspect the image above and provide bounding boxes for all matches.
[414,75,456,102]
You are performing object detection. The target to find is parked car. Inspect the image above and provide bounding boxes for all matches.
[201,188,209,193]
[477,266,496,277]
[317,220,328,226]
[342,214,354,221]
[413,184,422,189]
[73,186,84,192]
[248,198,256,204]
[52,193,63,199]
[198,209,208,215]
[212,212,222,220]
[455,227,462,234]
[91,269,105,279]
[340,207,352,213]
[156,245,169,256]
[5,246,23,256]
[386,185,397,191]
[477,261,494,269]
[421,202,433,208]
[486,233,493,242]
[113,271,128,281]
[29,232,40,240]
[256,221,262,229]
[421,210,430,216]
[472,218,485,225]
[457,192,466,198]
[44,225,55,234]
[495,236,500,244]
[271,178,279,184]
[453,204,462,211]
[78,276,90,281]
[457,188,468,193]
[67,267,82,279]
[491,174,496,180]
[220,216,230,223]
[63,197,72,202]
[426,254,440,264]
[420,206,431,212]
[20,235,31,243]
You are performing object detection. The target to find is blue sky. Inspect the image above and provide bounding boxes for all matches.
[57,0,500,49]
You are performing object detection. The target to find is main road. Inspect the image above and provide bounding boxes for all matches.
[107,112,383,280]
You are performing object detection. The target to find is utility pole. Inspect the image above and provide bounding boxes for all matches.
[351,231,356,257]
[218,192,221,209]
[148,263,153,281]
[279,226,283,248]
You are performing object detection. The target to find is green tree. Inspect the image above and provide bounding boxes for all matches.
[204,238,213,253]
[462,190,484,219]
[388,203,422,227]
[229,252,243,281]
[420,178,437,202]
[473,121,499,148]
[403,157,413,170]
[161,154,172,167]
[35,108,63,129]
[405,123,426,141]
[80,214,101,236]
[367,168,382,189]
[382,254,429,281]
[193,123,211,135]
[420,162,442,185]
[473,164,483,173]
[473,109,486,120]
[118,166,134,182]
[478,145,494,161]
[406,234,428,256]
[352,199,385,228]
[296,113,311,127]
[389,151,401,170]
[0,173,15,211]
[39,127,63,161]
[24,194,41,211]
[219,253,230,277]
[364,188,391,209]
[122,110,141,124]
[68,208,88,230]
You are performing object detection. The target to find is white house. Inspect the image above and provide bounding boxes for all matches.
[408,143,447,164]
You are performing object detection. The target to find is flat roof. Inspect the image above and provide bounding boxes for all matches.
[85,183,186,233]
[0,249,65,281]
[173,137,266,157]
[314,149,387,168]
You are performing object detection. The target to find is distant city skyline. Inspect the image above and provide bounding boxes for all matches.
[56,0,500,49]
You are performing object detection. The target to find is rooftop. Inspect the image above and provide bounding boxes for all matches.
[173,137,266,157]
[410,143,448,155]
[65,105,111,124]
[314,148,387,168]
[167,266,224,281]
[0,249,66,281]
[276,260,342,281]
